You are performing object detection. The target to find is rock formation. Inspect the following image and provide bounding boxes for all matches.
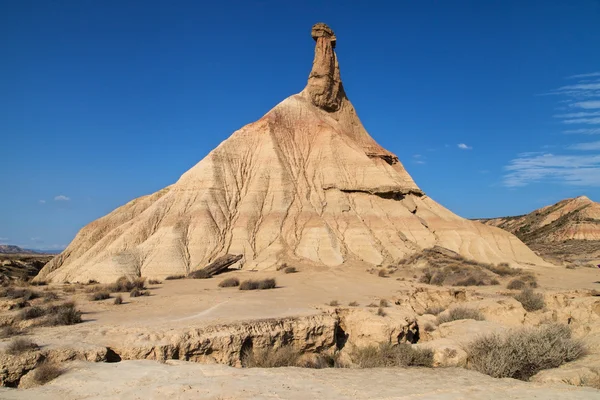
[37,23,547,283]
[477,196,600,265]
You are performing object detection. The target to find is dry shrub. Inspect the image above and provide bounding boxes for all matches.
[366,302,378,308]
[165,275,185,280]
[467,323,586,380]
[276,263,288,271]
[424,306,445,316]
[32,363,62,385]
[484,262,522,276]
[28,280,47,286]
[240,278,276,291]
[19,306,46,320]
[5,338,38,355]
[62,286,76,293]
[188,269,211,279]
[258,278,276,290]
[45,302,82,326]
[507,279,526,290]
[130,288,150,297]
[378,269,388,278]
[437,307,485,325]
[113,295,123,305]
[243,346,302,368]
[514,288,545,312]
[284,266,297,274]
[89,291,110,301]
[379,299,390,308]
[0,325,24,339]
[351,343,433,368]
[423,322,436,332]
[348,301,359,307]
[328,300,340,306]
[107,276,146,292]
[148,279,162,285]
[377,307,387,317]
[0,287,40,301]
[218,277,240,288]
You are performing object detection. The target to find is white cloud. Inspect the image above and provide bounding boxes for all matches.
[503,153,600,187]
[568,141,600,151]
[415,160,426,165]
[568,72,600,79]
[54,195,70,201]
[562,117,600,125]
[0,237,8,242]
[38,200,46,204]
[571,100,600,109]
[457,143,472,150]
[563,128,600,135]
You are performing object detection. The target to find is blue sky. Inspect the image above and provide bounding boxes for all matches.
[1,0,600,250]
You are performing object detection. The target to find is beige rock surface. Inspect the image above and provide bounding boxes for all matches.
[1,360,598,400]
[37,23,546,283]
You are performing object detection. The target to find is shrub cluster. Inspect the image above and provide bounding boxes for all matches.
[239,278,276,291]
[218,277,240,288]
[467,324,586,380]
[514,288,545,312]
[437,307,485,325]
[350,343,433,368]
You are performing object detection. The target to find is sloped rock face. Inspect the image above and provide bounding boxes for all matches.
[37,23,546,283]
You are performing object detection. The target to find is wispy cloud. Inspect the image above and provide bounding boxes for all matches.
[412,154,426,164]
[503,72,600,187]
[571,100,600,109]
[0,237,8,242]
[457,143,472,150]
[504,153,600,187]
[38,200,46,204]
[568,141,600,151]
[563,128,600,135]
[568,72,600,79]
[54,195,70,201]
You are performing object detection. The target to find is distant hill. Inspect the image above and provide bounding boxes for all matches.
[0,244,59,255]
[476,196,600,266]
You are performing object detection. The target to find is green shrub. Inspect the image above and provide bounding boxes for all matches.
[437,307,485,324]
[467,324,586,380]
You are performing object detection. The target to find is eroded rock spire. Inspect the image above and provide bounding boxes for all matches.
[305,23,346,112]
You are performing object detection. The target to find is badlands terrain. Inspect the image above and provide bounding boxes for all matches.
[2,23,600,399]
[478,196,600,267]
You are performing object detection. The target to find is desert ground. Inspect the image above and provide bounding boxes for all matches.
[1,257,600,398]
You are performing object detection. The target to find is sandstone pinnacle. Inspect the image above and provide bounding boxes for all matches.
[305,23,346,112]
[35,23,547,283]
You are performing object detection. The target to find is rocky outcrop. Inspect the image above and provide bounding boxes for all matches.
[36,23,547,283]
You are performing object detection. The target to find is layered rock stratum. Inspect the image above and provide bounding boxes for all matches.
[477,196,600,265]
[37,23,546,283]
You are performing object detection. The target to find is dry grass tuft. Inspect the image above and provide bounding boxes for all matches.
[107,276,146,292]
[350,343,433,368]
[148,279,162,285]
[113,295,123,305]
[89,292,110,301]
[239,278,277,291]
[379,299,390,308]
[218,277,240,288]
[377,307,387,317]
[437,307,485,324]
[514,288,545,312]
[424,306,445,316]
[348,301,359,307]
[328,300,340,306]
[129,288,150,297]
[242,346,302,368]
[5,338,39,355]
[32,363,62,385]
[378,269,388,278]
[366,302,378,308]
[467,323,586,380]
[0,325,24,339]
[284,266,297,274]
